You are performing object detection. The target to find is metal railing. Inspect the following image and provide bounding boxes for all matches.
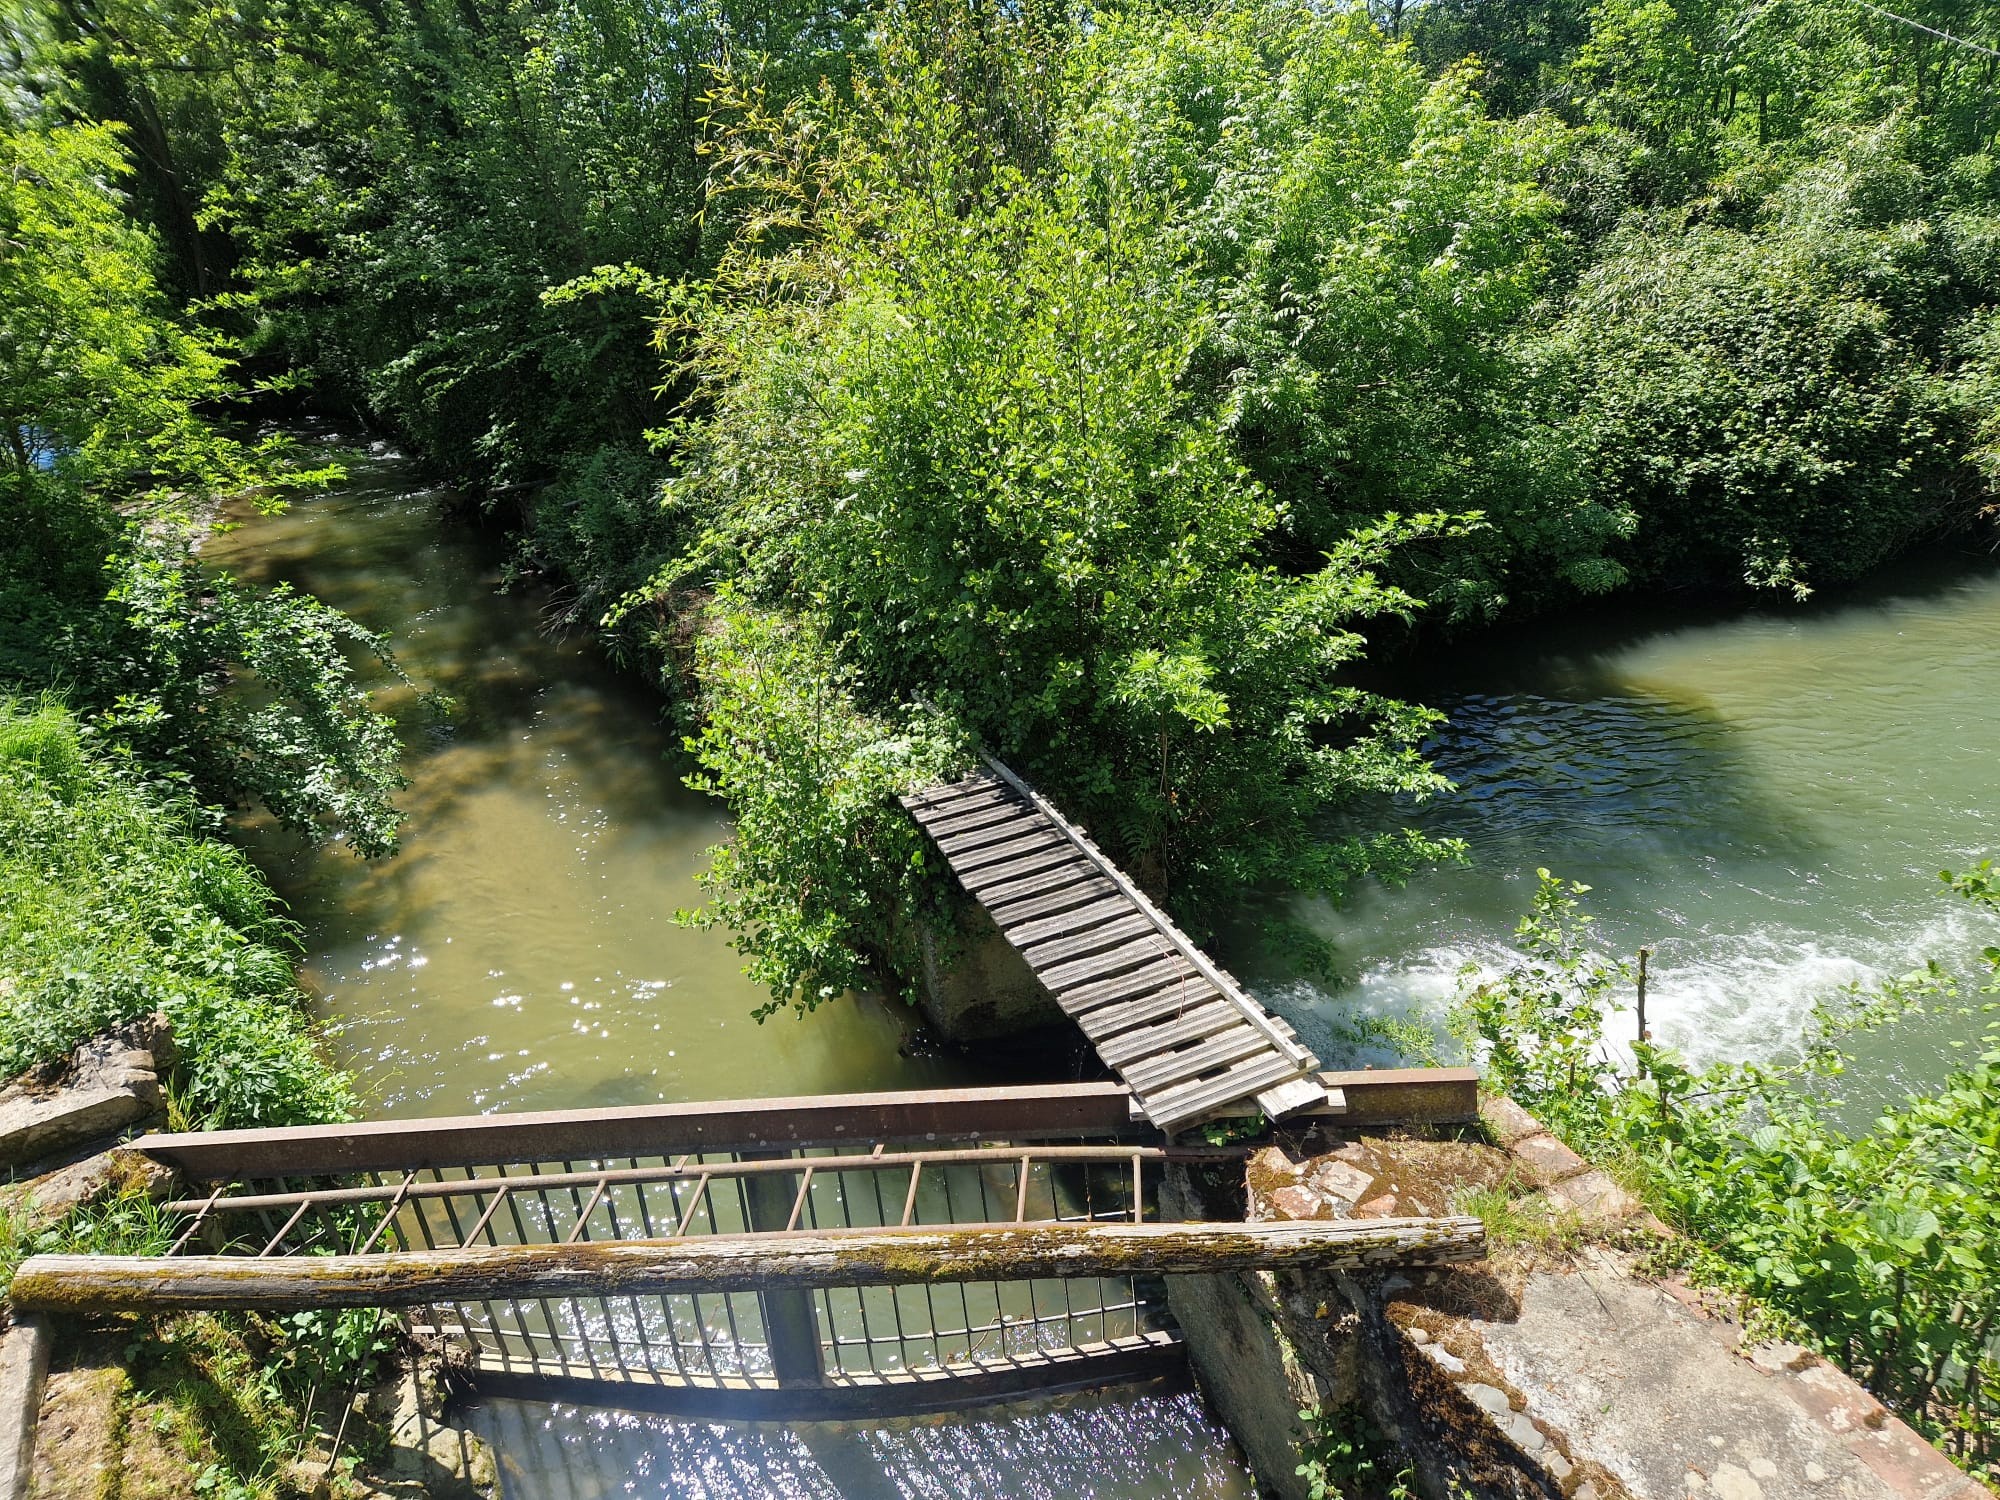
[137,1085,1211,1414]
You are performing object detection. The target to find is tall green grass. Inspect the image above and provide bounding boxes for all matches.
[0,697,353,1128]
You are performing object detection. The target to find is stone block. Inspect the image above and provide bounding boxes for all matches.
[1307,1158,1377,1208]
[1,1149,177,1233]
[0,1315,51,1500]
[1508,1133,1587,1184]
[1548,1169,1643,1222]
[1478,1094,1546,1145]
[0,1051,161,1171]
[1267,1184,1330,1221]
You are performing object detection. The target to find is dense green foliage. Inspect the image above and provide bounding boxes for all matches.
[0,698,353,1127]
[1457,867,2000,1475]
[0,108,406,853]
[678,596,967,1011]
[11,0,2000,1004]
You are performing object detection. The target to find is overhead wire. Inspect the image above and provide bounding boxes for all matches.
[1841,0,2000,60]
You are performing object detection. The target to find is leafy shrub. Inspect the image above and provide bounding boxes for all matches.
[679,596,969,1014]
[646,8,1473,939]
[0,698,354,1127]
[1536,206,1985,596]
[1454,865,2000,1477]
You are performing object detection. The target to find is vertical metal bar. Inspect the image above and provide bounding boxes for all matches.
[741,1151,826,1388]
[502,1174,562,1374]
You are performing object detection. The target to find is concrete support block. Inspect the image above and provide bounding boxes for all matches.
[916,903,1066,1041]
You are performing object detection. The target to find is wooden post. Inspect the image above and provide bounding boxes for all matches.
[1635,947,1652,1076]
[8,1218,1487,1315]
[740,1155,827,1388]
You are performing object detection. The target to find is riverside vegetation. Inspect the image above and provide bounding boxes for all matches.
[3,0,2000,1485]
[1454,867,2000,1478]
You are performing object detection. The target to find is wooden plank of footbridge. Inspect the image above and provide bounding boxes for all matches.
[902,759,1332,1135]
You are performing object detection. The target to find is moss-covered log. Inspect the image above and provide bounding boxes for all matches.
[10,1218,1484,1314]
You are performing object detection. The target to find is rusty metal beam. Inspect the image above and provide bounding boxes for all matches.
[1314,1068,1479,1126]
[133,1083,1146,1179]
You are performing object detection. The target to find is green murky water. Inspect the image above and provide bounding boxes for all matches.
[205,432,976,1118]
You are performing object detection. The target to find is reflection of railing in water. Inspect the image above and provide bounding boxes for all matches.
[131,1084,1214,1416]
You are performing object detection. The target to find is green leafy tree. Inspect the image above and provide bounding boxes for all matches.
[645,10,1471,951]
[0,111,405,852]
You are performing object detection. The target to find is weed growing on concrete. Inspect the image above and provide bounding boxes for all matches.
[1295,1403,1416,1500]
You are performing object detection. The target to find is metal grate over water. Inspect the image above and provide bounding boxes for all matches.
[161,1141,1183,1394]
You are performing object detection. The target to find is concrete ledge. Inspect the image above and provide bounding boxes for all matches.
[0,1316,52,1500]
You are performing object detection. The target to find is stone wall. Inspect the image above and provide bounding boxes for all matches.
[1167,1100,1977,1500]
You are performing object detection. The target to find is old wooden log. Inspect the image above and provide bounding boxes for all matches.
[10,1218,1484,1314]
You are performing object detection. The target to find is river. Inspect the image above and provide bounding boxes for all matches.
[1260,545,2000,1097]
[203,429,1259,1499]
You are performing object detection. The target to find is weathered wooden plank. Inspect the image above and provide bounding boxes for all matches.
[997,894,1131,948]
[1057,956,1202,1016]
[901,777,1006,816]
[917,796,1032,841]
[984,877,1121,930]
[1037,937,1176,993]
[935,812,1047,859]
[1145,1054,1304,1131]
[1074,981,1224,1043]
[1019,914,1158,969]
[1123,1027,1268,1095]
[1095,1000,1242,1070]
[1255,1076,1333,1120]
[966,855,1100,907]
[9,1218,1486,1313]
[951,827,1072,876]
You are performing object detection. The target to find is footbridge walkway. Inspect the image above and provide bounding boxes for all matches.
[11,1073,1480,1418]
[903,760,1335,1134]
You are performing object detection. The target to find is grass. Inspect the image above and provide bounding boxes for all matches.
[0,696,354,1129]
[1453,1177,1590,1259]
[0,697,394,1496]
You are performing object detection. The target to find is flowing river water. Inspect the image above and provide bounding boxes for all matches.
[1261,545,2000,1096]
[204,431,1258,1499]
[208,431,1999,1495]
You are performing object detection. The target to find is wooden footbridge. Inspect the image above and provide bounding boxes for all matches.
[903,760,1332,1135]
[10,762,1481,1417]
